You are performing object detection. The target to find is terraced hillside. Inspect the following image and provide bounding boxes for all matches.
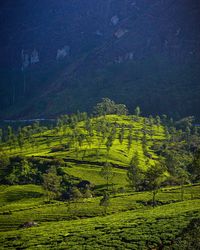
[0,184,200,249]
[1,0,200,119]
[2,114,165,186]
[0,112,200,249]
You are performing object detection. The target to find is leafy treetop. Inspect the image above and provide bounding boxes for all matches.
[93,98,128,116]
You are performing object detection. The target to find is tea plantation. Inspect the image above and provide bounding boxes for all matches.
[0,111,200,249]
[0,184,200,249]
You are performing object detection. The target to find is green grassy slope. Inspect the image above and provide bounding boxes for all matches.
[0,184,199,249]
[0,115,200,249]
[2,115,165,185]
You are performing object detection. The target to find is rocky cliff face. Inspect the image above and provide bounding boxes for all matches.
[0,0,200,118]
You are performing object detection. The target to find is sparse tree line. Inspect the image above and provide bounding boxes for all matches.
[1,99,199,156]
[126,114,200,205]
[0,121,48,151]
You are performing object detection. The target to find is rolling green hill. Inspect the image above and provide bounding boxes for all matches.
[2,114,165,186]
[0,1,200,119]
[0,112,200,249]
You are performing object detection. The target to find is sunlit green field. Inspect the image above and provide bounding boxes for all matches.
[1,115,199,249]
[0,184,199,249]
[2,115,165,174]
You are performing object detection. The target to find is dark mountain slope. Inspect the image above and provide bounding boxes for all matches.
[0,0,200,119]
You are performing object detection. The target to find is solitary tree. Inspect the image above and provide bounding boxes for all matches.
[155,115,161,128]
[100,162,115,190]
[17,131,25,150]
[175,167,189,201]
[99,192,110,214]
[165,151,191,199]
[69,186,83,201]
[190,149,200,182]
[127,152,144,191]
[134,106,141,117]
[7,126,13,141]
[0,153,10,183]
[145,162,166,207]
[127,134,133,152]
[118,126,125,144]
[42,167,62,201]
[83,187,93,198]
[105,136,113,156]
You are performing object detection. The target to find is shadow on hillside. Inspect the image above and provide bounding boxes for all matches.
[5,190,43,202]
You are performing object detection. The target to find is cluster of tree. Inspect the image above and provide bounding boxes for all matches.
[56,111,88,130]
[54,114,147,161]
[127,152,166,206]
[126,119,200,206]
[0,112,89,153]
[63,108,163,161]
[0,154,93,202]
[93,98,128,116]
[42,167,93,202]
[0,155,66,185]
